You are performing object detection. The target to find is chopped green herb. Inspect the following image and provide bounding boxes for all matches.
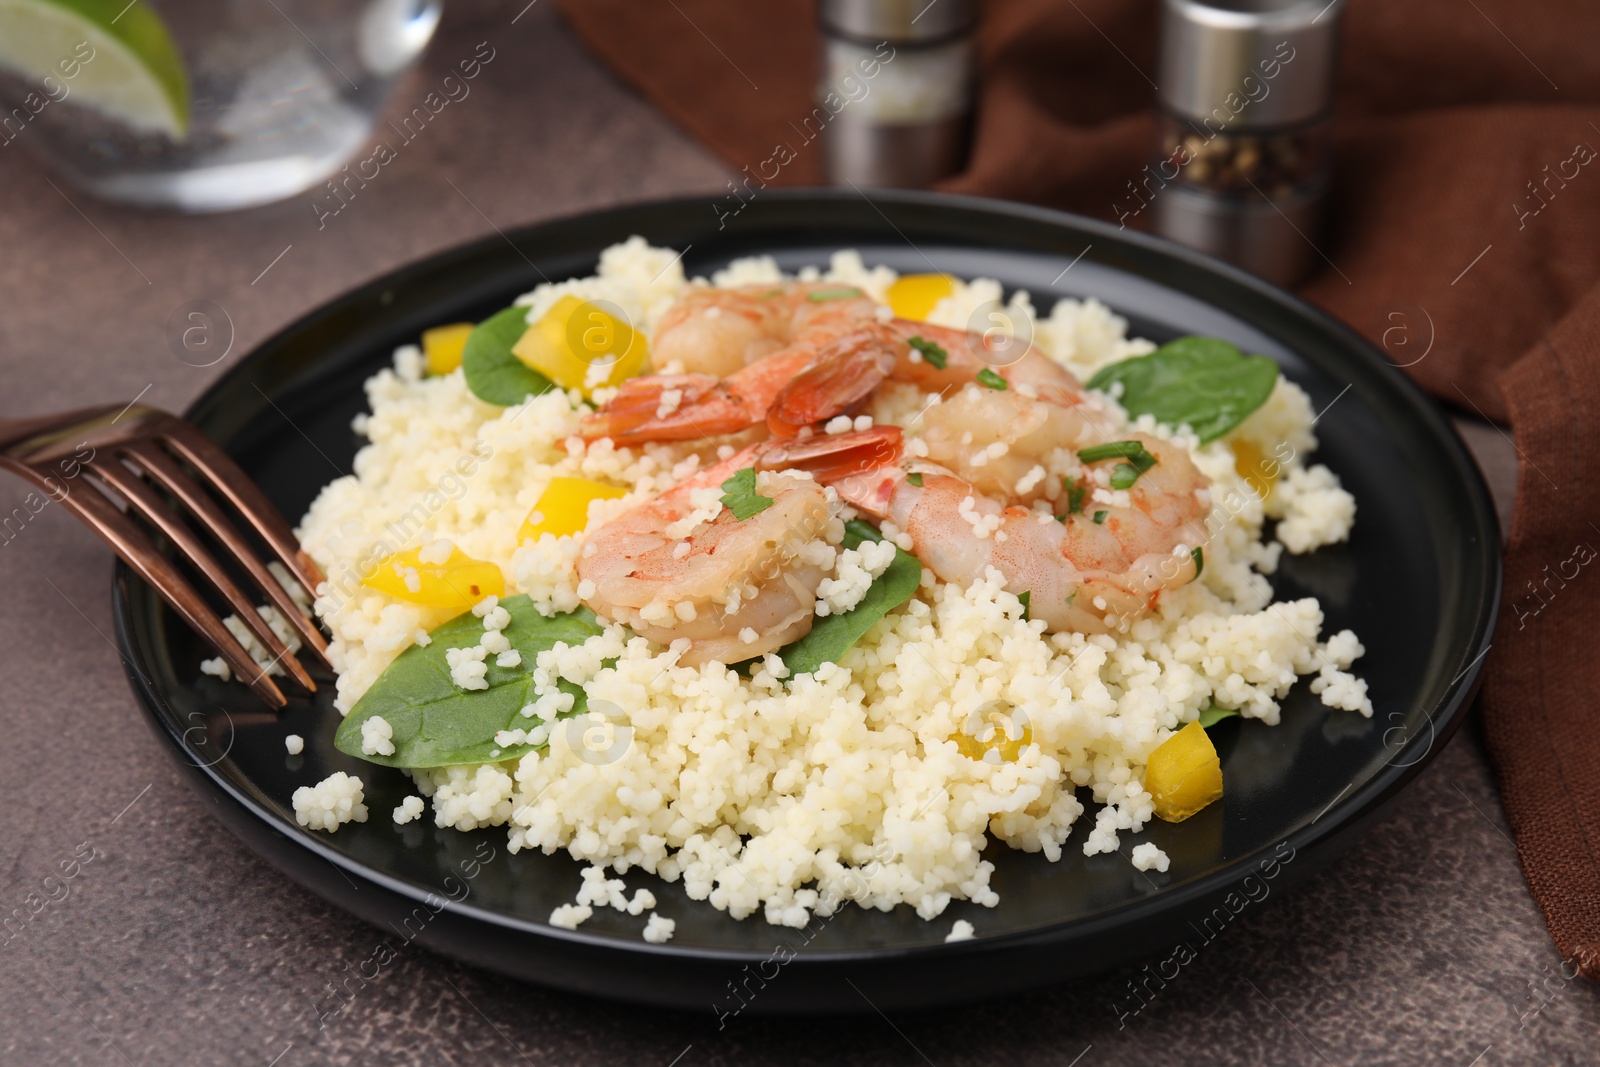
[1077,440,1157,471]
[1191,546,1204,579]
[1066,483,1087,514]
[719,467,774,520]
[806,287,863,302]
[757,288,785,299]
[1017,590,1031,620]
[1055,514,1067,524]
[906,471,924,487]
[908,335,948,370]
[1092,510,1108,524]
[1197,704,1239,729]
[1110,462,1142,490]
[1085,336,1279,443]
[976,368,1007,390]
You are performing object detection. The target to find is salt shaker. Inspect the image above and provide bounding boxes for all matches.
[1147,0,1345,286]
[817,0,978,188]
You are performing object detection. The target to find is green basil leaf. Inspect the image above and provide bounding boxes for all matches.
[1197,704,1239,729]
[976,368,1007,390]
[1092,510,1108,524]
[781,519,921,678]
[334,596,603,768]
[1017,590,1031,620]
[461,306,553,407]
[1191,546,1204,579]
[1086,336,1279,444]
[906,471,924,487]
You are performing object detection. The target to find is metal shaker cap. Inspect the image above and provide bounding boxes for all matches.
[1159,0,1343,128]
[819,0,979,45]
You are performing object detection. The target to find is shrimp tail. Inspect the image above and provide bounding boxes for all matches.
[756,426,904,483]
[767,328,902,436]
[578,374,722,442]
[831,463,904,518]
[582,346,823,445]
[585,317,906,447]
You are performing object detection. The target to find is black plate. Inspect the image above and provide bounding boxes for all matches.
[113,190,1500,1014]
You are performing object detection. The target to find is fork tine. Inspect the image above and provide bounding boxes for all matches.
[154,417,327,601]
[121,440,331,669]
[84,457,318,697]
[40,471,287,710]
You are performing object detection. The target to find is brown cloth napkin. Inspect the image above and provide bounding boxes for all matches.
[557,0,1600,979]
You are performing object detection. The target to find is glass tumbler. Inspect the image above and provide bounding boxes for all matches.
[0,0,441,212]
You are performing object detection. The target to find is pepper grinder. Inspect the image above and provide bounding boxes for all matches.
[1149,0,1345,286]
[817,0,978,188]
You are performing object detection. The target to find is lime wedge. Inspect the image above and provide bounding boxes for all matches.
[0,0,190,139]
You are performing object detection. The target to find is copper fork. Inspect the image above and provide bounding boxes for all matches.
[0,403,330,709]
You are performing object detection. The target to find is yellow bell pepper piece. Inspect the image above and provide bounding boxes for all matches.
[363,546,505,609]
[422,322,474,376]
[511,294,648,397]
[1231,438,1279,501]
[951,707,1033,763]
[1144,720,1224,822]
[519,477,628,540]
[887,273,956,321]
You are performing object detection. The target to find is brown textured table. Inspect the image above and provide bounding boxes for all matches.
[0,4,1594,1064]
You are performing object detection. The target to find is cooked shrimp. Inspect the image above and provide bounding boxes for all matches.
[581,326,900,445]
[867,320,1122,506]
[579,347,814,445]
[832,432,1210,633]
[577,429,903,664]
[650,289,786,380]
[884,321,1100,409]
[590,311,1112,449]
[916,384,1113,505]
[583,280,894,444]
[597,284,1130,496]
[651,282,880,378]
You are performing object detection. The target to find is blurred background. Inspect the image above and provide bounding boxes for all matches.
[5,0,1591,432]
